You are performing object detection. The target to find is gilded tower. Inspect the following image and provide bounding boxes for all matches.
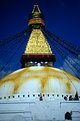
[21,4,56,67]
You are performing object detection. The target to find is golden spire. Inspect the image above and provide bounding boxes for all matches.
[32,3,41,14]
[21,4,56,67]
[25,29,52,54]
[28,4,45,27]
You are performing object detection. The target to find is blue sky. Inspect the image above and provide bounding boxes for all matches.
[0,0,80,78]
[0,0,80,45]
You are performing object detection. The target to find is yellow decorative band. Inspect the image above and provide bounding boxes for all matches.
[28,18,45,26]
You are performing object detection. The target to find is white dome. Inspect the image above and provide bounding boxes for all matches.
[0,66,80,96]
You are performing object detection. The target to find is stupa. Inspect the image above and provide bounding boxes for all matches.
[0,4,80,121]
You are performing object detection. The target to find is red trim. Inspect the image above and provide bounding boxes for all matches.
[21,54,56,62]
